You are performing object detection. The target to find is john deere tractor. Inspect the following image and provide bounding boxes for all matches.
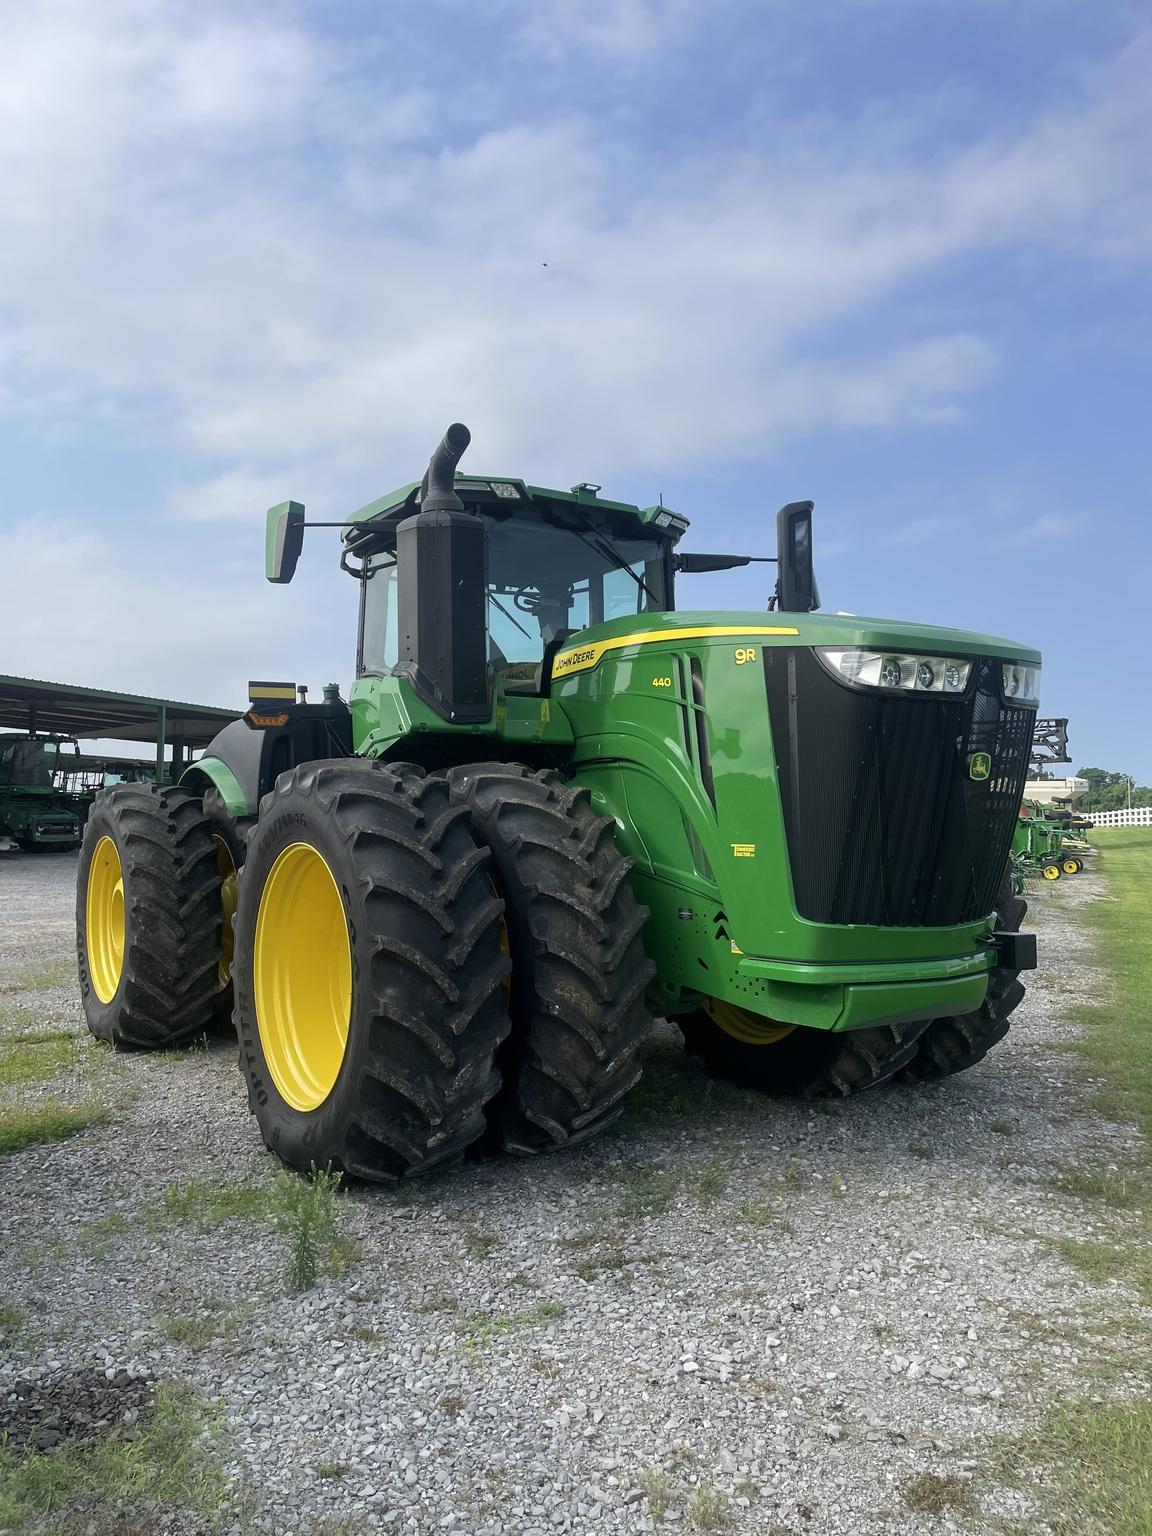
[76,424,1039,1179]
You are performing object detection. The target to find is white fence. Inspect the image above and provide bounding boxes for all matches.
[1086,807,1152,827]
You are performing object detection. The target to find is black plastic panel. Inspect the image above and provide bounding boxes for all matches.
[764,650,1032,926]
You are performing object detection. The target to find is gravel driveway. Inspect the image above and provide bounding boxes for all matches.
[1,851,1145,1535]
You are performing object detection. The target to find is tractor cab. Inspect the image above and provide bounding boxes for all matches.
[346,476,677,704]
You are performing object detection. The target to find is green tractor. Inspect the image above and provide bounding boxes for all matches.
[76,424,1039,1178]
[0,735,85,852]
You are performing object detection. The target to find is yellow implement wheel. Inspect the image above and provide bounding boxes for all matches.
[85,835,125,1004]
[1041,862,1061,881]
[1062,858,1079,875]
[253,842,352,1113]
[704,997,797,1046]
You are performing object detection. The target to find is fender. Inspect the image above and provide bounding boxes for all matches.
[181,700,352,816]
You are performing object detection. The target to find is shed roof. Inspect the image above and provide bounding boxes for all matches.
[0,675,237,748]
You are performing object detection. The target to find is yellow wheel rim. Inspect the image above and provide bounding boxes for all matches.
[1062,860,1078,874]
[214,837,239,989]
[1042,864,1061,880]
[86,835,125,1004]
[704,997,796,1046]
[254,842,352,1112]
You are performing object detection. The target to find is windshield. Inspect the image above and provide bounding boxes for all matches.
[0,740,53,787]
[358,511,670,692]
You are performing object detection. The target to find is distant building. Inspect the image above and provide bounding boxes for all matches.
[1024,776,1088,805]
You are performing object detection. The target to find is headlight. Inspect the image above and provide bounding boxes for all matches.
[819,648,972,694]
[1002,662,1041,706]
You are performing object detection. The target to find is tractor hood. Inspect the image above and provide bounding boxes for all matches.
[551,609,1041,683]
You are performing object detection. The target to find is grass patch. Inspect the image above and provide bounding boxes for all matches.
[901,1472,973,1515]
[1066,830,1152,1139]
[1014,1399,1152,1535]
[459,1301,565,1357]
[1054,1237,1152,1302]
[157,1296,248,1351]
[0,959,77,994]
[0,1381,233,1534]
[0,1031,85,1088]
[615,1164,681,1218]
[1050,1169,1137,1210]
[159,1167,356,1292]
[0,1100,107,1155]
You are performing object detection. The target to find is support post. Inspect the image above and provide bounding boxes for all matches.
[155,705,167,785]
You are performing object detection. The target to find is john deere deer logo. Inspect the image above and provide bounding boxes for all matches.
[968,751,992,782]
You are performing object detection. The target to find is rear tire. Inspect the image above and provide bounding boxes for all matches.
[232,761,510,1180]
[899,873,1028,1082]
[446,763,656,1154]
[76,785,222,1049]
[678,1005,930,1098]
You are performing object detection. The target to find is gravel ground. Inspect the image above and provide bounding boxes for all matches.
[1,850,1147,1535]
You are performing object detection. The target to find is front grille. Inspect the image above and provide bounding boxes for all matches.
[764,649,1032,926]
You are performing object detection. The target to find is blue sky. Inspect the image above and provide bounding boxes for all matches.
[1,0,1149,775]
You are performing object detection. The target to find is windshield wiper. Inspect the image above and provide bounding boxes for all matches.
[572,515,659,606]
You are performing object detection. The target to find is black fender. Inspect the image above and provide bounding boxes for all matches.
[182,700,352,816]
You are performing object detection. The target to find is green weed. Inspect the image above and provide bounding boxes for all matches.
[688,1484,730,1530]
[159,1166,355,1292]
[638,1466,672,1518]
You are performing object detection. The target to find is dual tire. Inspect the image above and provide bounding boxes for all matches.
[77,762,656,1180]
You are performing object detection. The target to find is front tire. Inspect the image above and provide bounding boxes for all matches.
[76,785,222,1049]
[678,1000,929,1098]
[231,761,510,1180]
[899,873,1028,1082]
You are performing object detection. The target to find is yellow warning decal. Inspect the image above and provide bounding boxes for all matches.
[552,625,800,680]
[731,843,756,858]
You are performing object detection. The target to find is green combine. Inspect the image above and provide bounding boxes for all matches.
[0,736,85,851]
[76,424,1039,1178]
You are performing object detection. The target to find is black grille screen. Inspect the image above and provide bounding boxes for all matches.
[764,650,1033,926]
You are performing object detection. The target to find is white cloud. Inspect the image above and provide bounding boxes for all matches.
[1004,511,1084,545]
[0,5,1148,512]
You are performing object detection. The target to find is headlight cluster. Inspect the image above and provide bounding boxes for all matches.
[819,648,972,694]
[1002,662,1041,705]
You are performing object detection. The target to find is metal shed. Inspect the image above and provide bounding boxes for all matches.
[0,675,238,780]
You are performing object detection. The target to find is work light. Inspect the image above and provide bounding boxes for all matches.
[818,648,974,694]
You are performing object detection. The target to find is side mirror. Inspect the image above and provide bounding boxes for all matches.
[775,501,819,613]
[265,501,306,584]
